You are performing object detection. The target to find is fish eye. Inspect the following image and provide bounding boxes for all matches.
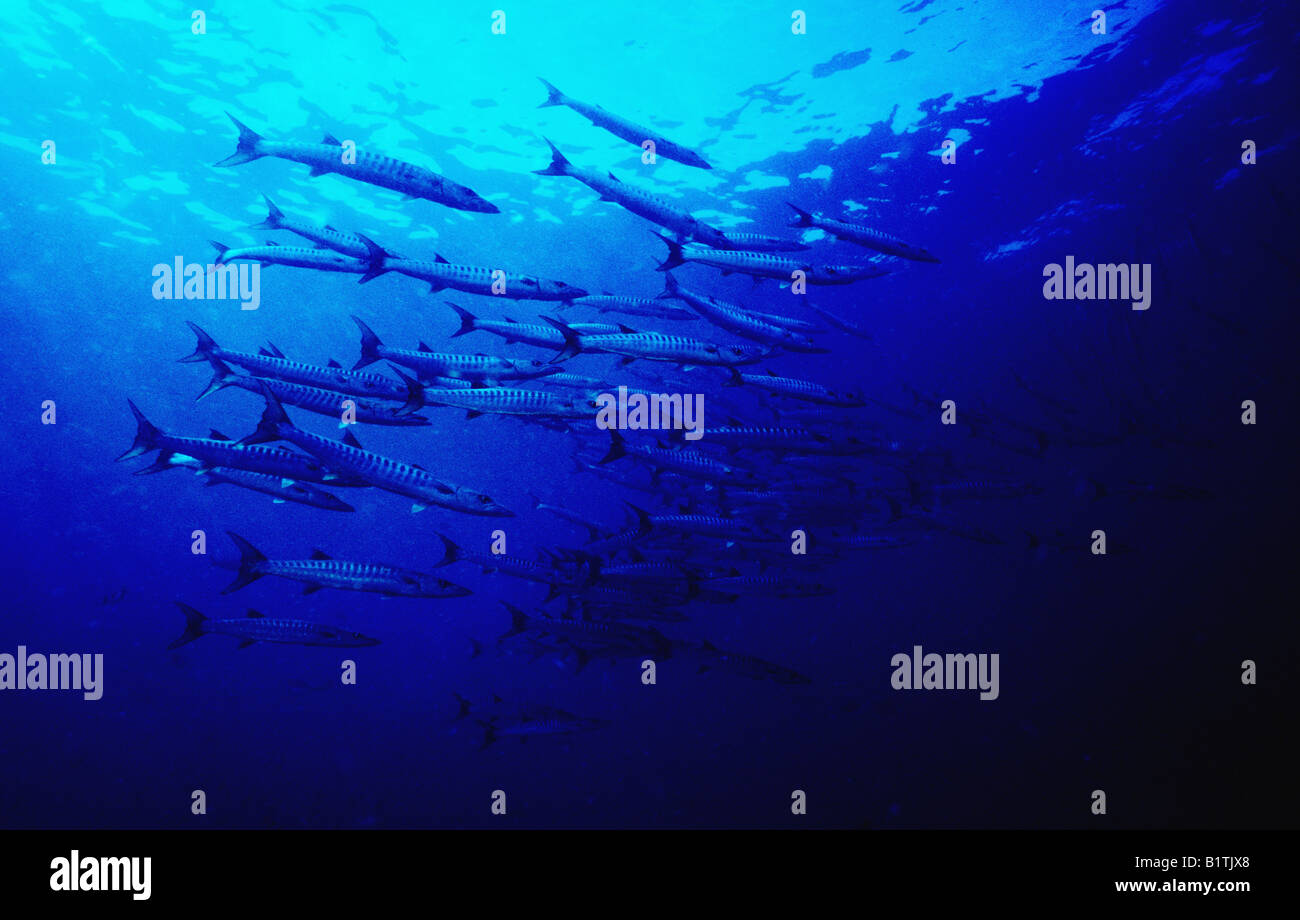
[478,495,491,504]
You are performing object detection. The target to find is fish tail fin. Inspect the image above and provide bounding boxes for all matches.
[498,601,529,640]
[356,234,391,284]
[209,241,230,264]
[179,320,219,363]
[213,112,265,167]
[257,193,283,228]
[117,400,162,461]
[723,367,744,387]
[659,271,681,299]
[196,354,236,401]
[351,314,382,368]
[447,302,477,338]
[786,202,814,227]
[652,232,685,271]
[598,429,626,465]
[168,602,209,649]
[240,381,291,445]
[452,693,473,720]
[435,533,460,568]
[388,365,426,413]
[533,136,570,175]
[624,502,654,534]
[222,532,268,594]
[540,316,581,362]
[537,78,564,108]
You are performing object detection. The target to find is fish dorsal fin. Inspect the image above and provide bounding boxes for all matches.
[607,171,620,182]
[505,317,517,324]
[434,253,450,264]
[342,429,363,449]
[258,347,274,357]
[412,463,427,471]
[618,324,634,333]
[492,693,503,704]
[323,133,341,146]
[267,343,286,358]
[310,549,332,560]
[327,359,342,368]
[765,369,777,376]
[324,224,338,232]
[418,341,434,352]
[209,429,230,441]
[246,609,265,618]
[265,240,280,247]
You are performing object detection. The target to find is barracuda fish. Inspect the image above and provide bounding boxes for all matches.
[498,601,674,661]
[725,368,866,407]
[421,383,597,420]
[221,532,472,597]
[349,316,560,384]
[435,534,591,587]
[562,293,696,321]
[360,236,586,300]
[718,232,810,252]
[600,431,761,487]
[255,194,406,259]
[210,239,373,276]
[544,317,768,368]
[136,452,356,511]
[535,139,729,246]
[787,203,939,262]
[117,400,365,487]
[622,504,780,544]
[464,700,604,749]
[169,602,380,650]
[804,300,873,340]
[659,274,824,352]
[197,355,427,425]
[242,385,513,516]
[180,322,419,403]
[537,79,712,170]
[447,303,626,348]
[215,113,499,213]
[678,424,847,454]
[653,233,890,285]
[671,639,812,684]
[735,307,824,333]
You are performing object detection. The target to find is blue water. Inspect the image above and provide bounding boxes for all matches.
[2,0,1296,828]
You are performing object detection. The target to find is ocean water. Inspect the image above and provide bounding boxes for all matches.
[1,0,1295,829]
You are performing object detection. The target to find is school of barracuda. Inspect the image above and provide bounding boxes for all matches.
[117,81,1208,746]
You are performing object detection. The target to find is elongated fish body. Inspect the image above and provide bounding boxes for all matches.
[117,401,365,486]
[447,303,625,348]
[645,512,780,543]
[221,533,471,597]
[212,240,370,274]
[435,535,585,587]
[788,203,939,262]
[198,356,427,425]
[564,294,696,321]
[654,233,889,284]
[169,603,379,650]
[535,139,729,246]
[363,235,584,300]
[673,639,811,684]
[244,386,513,516]
[537,80,712,170]
[181,322,417,402]
[600,431,758,486]
[257,194,400,259]
[136,451,358,510]
[215,114,499,213]
[693,425,832,453]
[350,315,559,384]
[738,308,823,333]
[197,466,356,511]
[725,369,866,407]
[423,386,595,419]
[720,232,810,252]
[660,274,822,351]
[804,300,873,340]
[546,318,767,367]
[499,602,672,657]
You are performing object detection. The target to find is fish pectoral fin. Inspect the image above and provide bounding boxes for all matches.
[303,584,324,595]
[307,166,331,177]
[411,503,428,513]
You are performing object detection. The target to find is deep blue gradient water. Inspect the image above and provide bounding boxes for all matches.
[1,0,1296,828]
